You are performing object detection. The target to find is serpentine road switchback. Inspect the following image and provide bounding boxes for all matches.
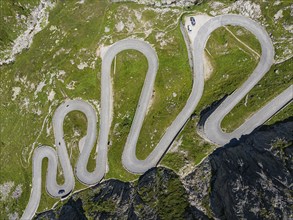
[21,14,293,219]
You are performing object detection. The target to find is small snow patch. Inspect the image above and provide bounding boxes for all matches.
[274,1,281,6]
[134,11,142,20]
[33,108,42,116]
[57,70,66,81]
[22,97,30,110]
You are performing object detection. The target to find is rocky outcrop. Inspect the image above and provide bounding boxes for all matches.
[110,0,206,7]
[35,118,293,219]
[209,120,292,219]
[0,0,55,66]
[184,118,293,219]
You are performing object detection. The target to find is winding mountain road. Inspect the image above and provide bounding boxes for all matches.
[200,15,292,145]
[21,100,104,220]
[123,14,292,172]
[21,15,292,220]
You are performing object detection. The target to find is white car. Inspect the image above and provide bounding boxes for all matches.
[187,25,192,32]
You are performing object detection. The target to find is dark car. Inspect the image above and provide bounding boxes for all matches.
[58,189,65,194]
[190,17,196,26]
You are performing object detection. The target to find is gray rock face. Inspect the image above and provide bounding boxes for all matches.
[184,118,293,219]
[182,158,212,216]
[35,118,293,220]
[208,119,293,219]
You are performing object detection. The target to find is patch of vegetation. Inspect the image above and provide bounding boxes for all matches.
[201,193,213,218]
[161,152,186,172]
[258,0,293,62]
[84,199,116,217]
[271,138,292,153]
[266,103,292,125]
[222,58,292,132]
[137,169,190,219]
[107,50,147,181]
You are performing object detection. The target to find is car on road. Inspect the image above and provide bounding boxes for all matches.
[58,189,65,194]
[187,25,192,32]
[190,17,196,26]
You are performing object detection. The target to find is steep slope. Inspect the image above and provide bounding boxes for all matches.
[184,118,293,219]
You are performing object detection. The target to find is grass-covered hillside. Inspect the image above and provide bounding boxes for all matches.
[0,0,292,219]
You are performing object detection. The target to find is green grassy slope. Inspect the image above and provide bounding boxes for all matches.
[0,0,292,218]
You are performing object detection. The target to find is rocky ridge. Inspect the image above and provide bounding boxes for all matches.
[110,0,206,7]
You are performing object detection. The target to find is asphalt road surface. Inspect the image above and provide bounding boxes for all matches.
[21,15,292,220]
